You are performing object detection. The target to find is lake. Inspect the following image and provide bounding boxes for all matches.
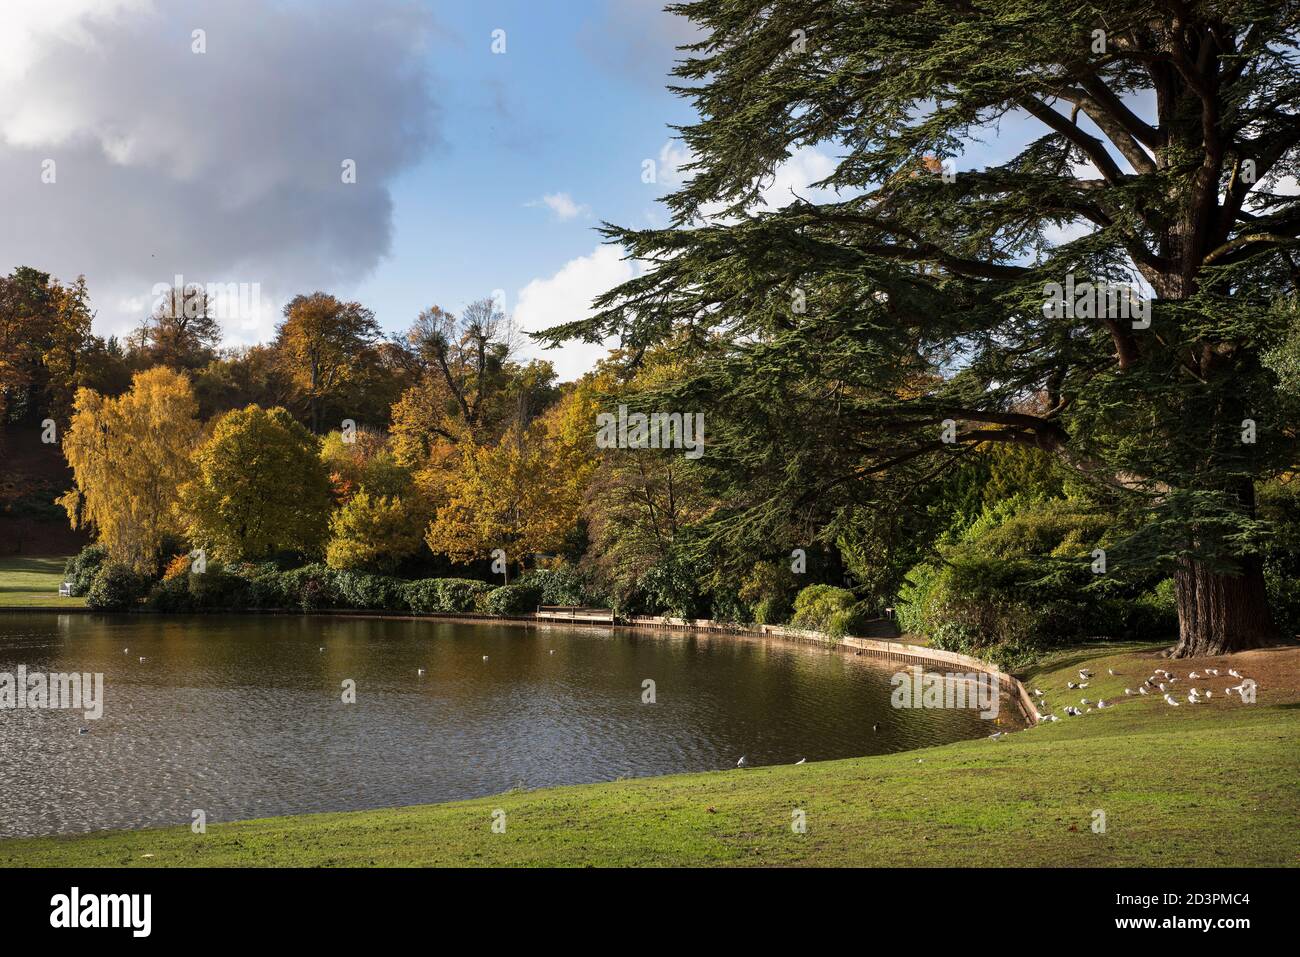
[0,613,995,838]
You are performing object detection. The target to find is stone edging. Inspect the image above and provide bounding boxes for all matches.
[621,615,1040,727]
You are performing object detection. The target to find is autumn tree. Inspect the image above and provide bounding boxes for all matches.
[180,405,333,561]
[423,383,593,568]
[129,284,222,370]
[544,1,1300,657]
[274,292,380,432]
[325,491,423,572]
[0,267,93,425]
[58,367,201,573]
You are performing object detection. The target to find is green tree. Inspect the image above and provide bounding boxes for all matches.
[181,405,333,561]
[544,2,1300,657]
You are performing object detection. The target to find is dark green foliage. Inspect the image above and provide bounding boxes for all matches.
[403,578,492,614]
[85,563,147,610]
[517,566,590,606]
[332,570,406,611]
[479,582,542,616]
[737,560,797,624]
[634,555,706,619]
[790,584,870,638]
[278,564,341,611]
[897,498,1176,661]
[63,544,108,597]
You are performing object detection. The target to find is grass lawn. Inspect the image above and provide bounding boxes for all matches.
[0,556,84,608]
[1,641,1296,867]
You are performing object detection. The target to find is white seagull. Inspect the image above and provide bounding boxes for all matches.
[1097,700,1108,708]
[1164,694,1180,706]
[1228,668,1242,679]
[1139,686,1149,695]
[794,758,806,765]
[1188,671,1200,679]
[1124,688,1133,695]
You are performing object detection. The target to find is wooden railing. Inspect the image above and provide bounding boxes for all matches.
[536,605,615,623]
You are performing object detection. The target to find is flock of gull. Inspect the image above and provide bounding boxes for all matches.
[1021,663,1256,729]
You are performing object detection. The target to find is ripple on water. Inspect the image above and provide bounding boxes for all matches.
[0,613,993,838]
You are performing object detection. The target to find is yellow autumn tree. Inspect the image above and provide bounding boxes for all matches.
[423,380,600,566]
[58,367,201,573]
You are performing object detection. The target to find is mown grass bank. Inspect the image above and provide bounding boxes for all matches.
[2,642,1296,867]
[0,556,84,608]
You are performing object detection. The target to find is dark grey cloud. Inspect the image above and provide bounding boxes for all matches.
[0,0,441,341]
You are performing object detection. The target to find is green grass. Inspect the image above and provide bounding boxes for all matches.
[0,556,85,608]
[2,641,1296,867]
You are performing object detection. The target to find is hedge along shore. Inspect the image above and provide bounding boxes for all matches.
[0,604,1038,728]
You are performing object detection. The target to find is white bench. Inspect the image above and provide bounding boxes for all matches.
[58,582,73,597]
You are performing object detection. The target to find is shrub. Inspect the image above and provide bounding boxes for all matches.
[146,574,193,612]
[790,584,868,637]
[278,564,341,611]
[480,582,542,616]
[517,566,589,606]
[635,556,705,618]
[86,563,148,611]
[63,545,108,597]
[402,578,492,613]
[333,570,406,610]
[738,561,797,624]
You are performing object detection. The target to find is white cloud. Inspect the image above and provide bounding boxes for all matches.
[514,244,639,382]
[0,0,439,342]
[528,192,589,221]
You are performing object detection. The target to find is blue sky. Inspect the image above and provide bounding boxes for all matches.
[350,0,698,376]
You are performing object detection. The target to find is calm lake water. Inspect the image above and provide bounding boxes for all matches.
[0,613,994,838]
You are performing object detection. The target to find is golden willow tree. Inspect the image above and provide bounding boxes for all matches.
[541,1,1300,656]
[59,367,201,573]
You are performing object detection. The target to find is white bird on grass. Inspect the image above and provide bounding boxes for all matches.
[1206,669,1219,676]
[1081,698,1092,706]
[1108,668,1119,676]
[1067,681,1080,689]
[1124,688,1133,695]
[736,755,748,767]
[1188,671,1200,679]
[1139,686,1149,695]
[1097,700,1108,709]
[1164,694,1180,706]
[1228,668,1242,679]
[795,758,806,765]
[1079,669,1094,679]
[1033,688,1044,697]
